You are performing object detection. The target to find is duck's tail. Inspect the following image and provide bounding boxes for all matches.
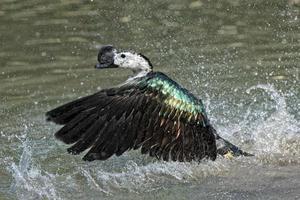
[212,128,254,158]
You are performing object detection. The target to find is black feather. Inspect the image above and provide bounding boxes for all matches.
[56,112,98,144]
[46,92,106,124]
[115,111,133,156]
[82,116,118,161]
[67,115,106,155]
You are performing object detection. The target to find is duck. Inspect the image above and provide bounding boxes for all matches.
[46,45,253,162]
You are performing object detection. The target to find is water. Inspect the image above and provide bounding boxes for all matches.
[0,0,299,199]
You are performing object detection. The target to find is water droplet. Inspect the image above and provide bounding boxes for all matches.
[120,16,131,23]
[189,1,203,9]
[281,39,287,44]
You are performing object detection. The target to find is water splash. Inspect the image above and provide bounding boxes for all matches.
[8,139,61,200]
[5,85,299,199]
[79,158,233,194]
[245,84,300,165]
[7,136,239,198]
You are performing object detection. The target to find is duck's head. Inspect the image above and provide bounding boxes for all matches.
[95,45,153,73]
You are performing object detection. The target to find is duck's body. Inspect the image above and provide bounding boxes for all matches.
[46,45,252,162]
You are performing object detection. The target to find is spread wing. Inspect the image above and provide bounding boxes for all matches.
[46,72,217,162]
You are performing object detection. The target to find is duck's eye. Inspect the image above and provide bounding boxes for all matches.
[121,54,126,58]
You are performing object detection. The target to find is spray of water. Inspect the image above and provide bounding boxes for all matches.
[6,84,299,198]
[245,84,300,165]
[8,139,61,200]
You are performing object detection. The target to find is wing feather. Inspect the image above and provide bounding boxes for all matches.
[47,72,217,162]
[56,112,98,144]
[67,115,106,155]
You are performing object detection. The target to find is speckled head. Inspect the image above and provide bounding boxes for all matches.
[95,45,153,73]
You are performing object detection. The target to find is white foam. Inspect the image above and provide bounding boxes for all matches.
[8,140,61,200]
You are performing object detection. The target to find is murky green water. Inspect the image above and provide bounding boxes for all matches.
[1,0,299,199]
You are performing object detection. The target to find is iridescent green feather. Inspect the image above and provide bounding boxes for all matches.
[134,72,208,125]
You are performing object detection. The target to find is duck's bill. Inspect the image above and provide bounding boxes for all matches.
[95,45,118,69]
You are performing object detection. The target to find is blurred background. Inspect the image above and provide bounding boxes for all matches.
[0,0,299,199]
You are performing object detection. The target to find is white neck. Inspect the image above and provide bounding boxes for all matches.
[125,69,151,83]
